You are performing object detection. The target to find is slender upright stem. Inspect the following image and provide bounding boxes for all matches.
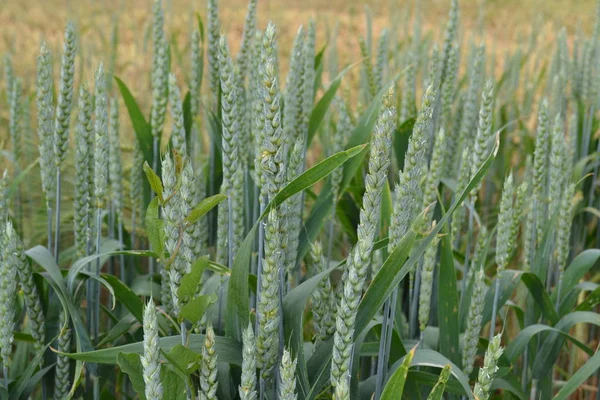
[256,199,267,400]
[15,183,22,236]
[3,365,8,391]
[375,287,398,399]
[93,376,100,400]
[54,168,62,263]
[118,217,125,283]
[460,202,475,301]
[595,366,600,400]
[94,207,102,343]
[152,136,159,175]
[521,348,529,393]
[250,185,260,310]
[149,136,159,276]
[244,166,252,231]
[217,195,235,333]
[209,140,216,241]
[489,278,501,340]
[255,200,266,329]
[109,203,116,276]
[327,205,336,265]
[530,379,538,400]
[181,319,192,399]
[409,259,423,338]
[259,375,265,400]
[85,234,93,394]
[46,206,53,252]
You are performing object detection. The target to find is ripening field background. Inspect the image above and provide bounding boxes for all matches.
[0,0,597,109]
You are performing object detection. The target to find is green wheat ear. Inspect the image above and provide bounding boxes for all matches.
[473,334,504,400]
[141,299,162,400]
[93,63,109,209]
[199,323,219,400]
[53,22,77,168]
[0,221,18,371]
[239,323,257,400]
[331,86,395,395]
[36,43,56,208]
[279,348,299,400]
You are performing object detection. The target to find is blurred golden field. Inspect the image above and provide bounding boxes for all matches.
[1,0,597,100]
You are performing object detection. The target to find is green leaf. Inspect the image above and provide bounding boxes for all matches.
[145,197,165,259]
[9,343,51,400]
[117,353,146,400]
[207,260,230,276]
[267,145,365,213]
[179,294,217,324]
[504,324,593,362]
[533,311,600,379]
[481,269,522,327]
[381,346,415,399]
[165,345,202,374]
[491,377,527,400]
[354,214,420,335]
[63,334,242,365]
[553,347,600,400]
[178,256,209,303]
[576,285,600,311]
[520,272,559,325]
[101,274,144,323]
[426,364,451,400]
[115,77,153,164]
[143,161,164,203]
[26,245,94,392]
[185,194,227,224]
[409,349,473,398]
[195,12,205,42]
[67,239,121,293]
[552,249,600,304]
[182,91,192,143]
[226,145,366,341]
[283,264,338,395]
[406,371,465,395]
[437,215,460,366]
[161,368,187,400]
[393,118,415,170]
[307,62,358,146]
[98,315,138,347]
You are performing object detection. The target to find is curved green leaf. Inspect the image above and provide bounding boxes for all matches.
[553,347,600,400]
[380,346,415,400]
[533,311,600,379]
[387,349,473,399]
[552,249,600,303]
[307,62,358,146]
[143,161,164,203]
[101,274,144,323]
[185,193,227,224]
[67,239,121,293]
[504,324,594,362]
[63,334,242,365]
[283,264,338,396]
[115,76,153,163]
[426,364,452,400]
[438,216,460,366]
[117,353,146,400]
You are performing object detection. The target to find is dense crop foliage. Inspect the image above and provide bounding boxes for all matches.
[1,0,600,398]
